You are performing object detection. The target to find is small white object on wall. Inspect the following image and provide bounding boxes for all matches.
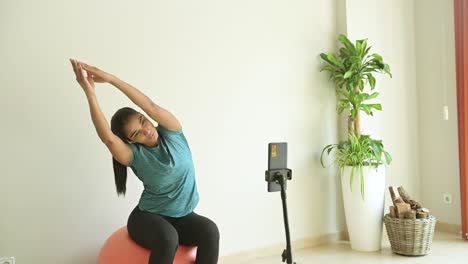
[443,193,453,204]
[443,105,449,121]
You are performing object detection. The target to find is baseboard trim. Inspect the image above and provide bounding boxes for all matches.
[436,221,462,235]
[219,231,347,264]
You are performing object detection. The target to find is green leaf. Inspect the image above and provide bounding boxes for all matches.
[359,39,368,58]
[361,105,373,115]
[370,141,382,158]
[319,53,329,61]
[344,70,353,79]
[367,92,379,100]
[383,64,392,77]
[320,53,342,69]
[356,40,362,56]
[337,80,345,89]
[320,65,334,72]
[327,53,339,65]
[359,80,364,91]
[339,47,351,58]
[372,53,383,63]
[364,46,371,56]
[338,34,355,51]
[384,151,392,165]
[320,144,335,167]
[368,104,382,111]
[367,74,376,89]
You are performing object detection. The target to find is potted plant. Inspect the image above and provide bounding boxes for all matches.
[319,34,392,251]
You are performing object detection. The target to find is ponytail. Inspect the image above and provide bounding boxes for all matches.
[110,107,139,196]
[113,158,127,196]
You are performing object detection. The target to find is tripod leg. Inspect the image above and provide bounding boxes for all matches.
[279,176,294,264]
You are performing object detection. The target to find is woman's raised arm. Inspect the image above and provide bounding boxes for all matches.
[81,62,182,132]
[70,59,132,166]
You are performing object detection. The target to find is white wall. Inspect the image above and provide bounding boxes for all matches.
[414,0,461,225]
[345,0,421,210]
[0,0,341,263]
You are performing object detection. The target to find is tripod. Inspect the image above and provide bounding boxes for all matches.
[265,143,296,264]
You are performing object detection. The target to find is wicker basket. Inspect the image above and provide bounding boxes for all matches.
[383,214,436,256]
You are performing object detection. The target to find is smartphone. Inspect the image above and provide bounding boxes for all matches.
[267,142,287,192]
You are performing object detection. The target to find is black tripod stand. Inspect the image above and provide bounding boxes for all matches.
[265,143,296,264]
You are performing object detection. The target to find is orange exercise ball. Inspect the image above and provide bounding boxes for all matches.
[97,226,197,264]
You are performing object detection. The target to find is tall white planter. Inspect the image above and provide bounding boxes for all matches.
[341,165,386,251]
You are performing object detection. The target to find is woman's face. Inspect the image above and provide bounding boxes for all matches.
[123,114,159,147]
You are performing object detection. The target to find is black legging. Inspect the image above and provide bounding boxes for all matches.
[127,206,220,264]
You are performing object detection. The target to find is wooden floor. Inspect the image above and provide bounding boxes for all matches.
[221,232,467,264]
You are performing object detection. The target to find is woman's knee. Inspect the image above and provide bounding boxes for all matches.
[203,219,220,242]
[150,226,179,249]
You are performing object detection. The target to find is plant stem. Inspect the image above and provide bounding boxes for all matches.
[348,115,354,135]
[355,113,361,137]
[354,85,361,138]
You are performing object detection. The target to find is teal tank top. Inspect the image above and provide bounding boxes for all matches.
[128,126,199,217]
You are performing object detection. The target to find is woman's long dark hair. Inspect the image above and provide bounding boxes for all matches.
[110,107,139,196]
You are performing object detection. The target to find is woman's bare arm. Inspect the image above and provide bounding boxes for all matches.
[81,62,182,131]
[70,59,132,165]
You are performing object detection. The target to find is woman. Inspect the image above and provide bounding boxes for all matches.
[70,59,219,264]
